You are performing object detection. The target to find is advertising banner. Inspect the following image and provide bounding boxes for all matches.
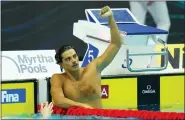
[156,44,184,70]
[2,44,184,81]
[2,50,61,80]
[137,75,160,111]
[160,75,184,111]
[101,78,137,109]
[1,79,37,116]
[81,42,184,76]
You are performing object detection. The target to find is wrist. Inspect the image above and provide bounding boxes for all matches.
[108,14,115,24]
[108,14,114,19]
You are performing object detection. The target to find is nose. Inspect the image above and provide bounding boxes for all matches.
[72,61,77,64]
[72,58,77,63]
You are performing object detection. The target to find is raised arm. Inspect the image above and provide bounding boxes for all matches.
[50,74,92,108]
[96,6,123,72]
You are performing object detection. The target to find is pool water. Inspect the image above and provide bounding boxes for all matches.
[2,114,139,119]
[2,104,184,119]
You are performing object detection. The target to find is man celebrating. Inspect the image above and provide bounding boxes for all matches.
[50,6,123,109]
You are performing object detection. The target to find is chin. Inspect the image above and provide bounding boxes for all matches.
[71,67,80,71]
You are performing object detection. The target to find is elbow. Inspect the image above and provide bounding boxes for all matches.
[54,100,62,106]
[54,100,65,108]
[53,97,64,105]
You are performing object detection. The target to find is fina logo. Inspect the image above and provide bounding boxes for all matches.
[2,89,26,104]
[2,54,54,73]
[142,85,156,94]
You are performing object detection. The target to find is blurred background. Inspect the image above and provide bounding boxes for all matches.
[1,1,184,59]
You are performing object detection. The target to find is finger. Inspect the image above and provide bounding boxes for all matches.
[102,8,106,13]
[49,102,53,110]
[100,6,109,15]
[45,102,48,107]
[49,105,53,111]
[50,103,53,109]
[102,8,108,15]
[104,6,107,11]
[48,102,52,107]
[101,7,106,13]
[40,103,44,110]
[100,9,104,15]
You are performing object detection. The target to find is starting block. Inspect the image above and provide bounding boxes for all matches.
[73,8,168,73]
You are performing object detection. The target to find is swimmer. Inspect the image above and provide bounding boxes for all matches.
[51,6,123,109]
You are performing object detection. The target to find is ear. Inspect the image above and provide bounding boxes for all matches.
[60,63,63,68]
[59,64,63,72]
[60,64,64,72]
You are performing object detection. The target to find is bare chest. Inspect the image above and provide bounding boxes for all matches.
[63,67,101,102]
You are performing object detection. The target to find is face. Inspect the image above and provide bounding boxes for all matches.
[61,49,79,71]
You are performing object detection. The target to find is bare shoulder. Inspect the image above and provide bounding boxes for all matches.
[50,73,66,85]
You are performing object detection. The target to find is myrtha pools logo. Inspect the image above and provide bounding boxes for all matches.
[2,54,54,73]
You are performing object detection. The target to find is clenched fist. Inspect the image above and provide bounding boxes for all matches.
[99,6,113,17]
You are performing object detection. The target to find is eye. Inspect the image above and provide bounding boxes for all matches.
[65,57,71,62]
[73,54,77,59]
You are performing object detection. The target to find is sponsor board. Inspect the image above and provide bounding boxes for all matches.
[160,75,184,111]
[2,50,61,80]
[142,85,156,94]
[2,44,183,81]
[82,42,184,76]
[101,78,137,109]
[1,80,36,116]
[156,44,184,70]
[137,75,160,111]
[82,42,158,76]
